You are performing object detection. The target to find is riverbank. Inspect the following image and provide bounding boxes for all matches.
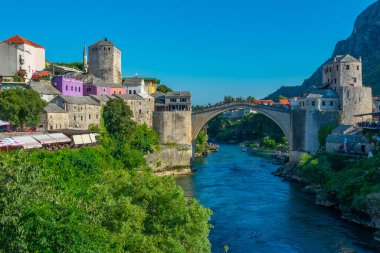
[273,153,380,239]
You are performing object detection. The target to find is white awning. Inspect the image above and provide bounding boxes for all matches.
[32,134,57,145]
[11,136,42,149]
[72,135,84,145]
[0,137,22,148]
[48,133,71,143]
[81,134,92,144]
[89,133,97,143]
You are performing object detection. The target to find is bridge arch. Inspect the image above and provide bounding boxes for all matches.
[191,102,291,146]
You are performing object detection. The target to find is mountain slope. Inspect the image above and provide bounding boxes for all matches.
[267,0,380,99]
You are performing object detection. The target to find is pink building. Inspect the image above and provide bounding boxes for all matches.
[83,83,125,96]
[52,76,83,96]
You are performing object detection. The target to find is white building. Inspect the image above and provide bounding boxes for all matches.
[0,35,45,80]
[297,89,340,111]
[123,76,147,95]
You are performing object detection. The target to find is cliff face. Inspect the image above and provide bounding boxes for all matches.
[267,1,380,99]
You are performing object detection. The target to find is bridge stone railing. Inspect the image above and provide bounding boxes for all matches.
[192,102,290,115]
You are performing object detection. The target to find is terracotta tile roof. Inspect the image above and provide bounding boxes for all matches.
[278,99,290,105]
[252,99,275,105]
[4,35,44,49]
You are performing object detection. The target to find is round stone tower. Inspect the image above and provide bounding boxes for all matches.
[88,38,122,84]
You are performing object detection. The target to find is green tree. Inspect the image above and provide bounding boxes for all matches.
[53,62,83,71]
[318,125,336,148]
[247,96,255,102]
[0,88,46,129]
[224,95,234,103]
[157,85,173,93]
[130,123,160,153]
[196,129,208,154]
[277,95,288,101]
[102,98,136,140]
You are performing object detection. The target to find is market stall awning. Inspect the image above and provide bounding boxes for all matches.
[89,133,97,143]
[72,135,84,145]
[48,133,71,143]
[0,120,10,126]
[0,137,22,148]
[81,134,92,144]
[11,136,42,149]
[32,134,57,145]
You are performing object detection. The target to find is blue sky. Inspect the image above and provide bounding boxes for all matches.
[3,0,376,104]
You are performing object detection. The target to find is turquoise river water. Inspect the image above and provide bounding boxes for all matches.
[175,144,380,253]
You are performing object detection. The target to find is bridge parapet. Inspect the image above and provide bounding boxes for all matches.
[192,102,290,115]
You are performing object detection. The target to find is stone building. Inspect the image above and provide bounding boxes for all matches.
[82,75,125,96]
[0,35,45,80]
[297,89,339,111]
[52,76,83,96]
[322,54,372,124]
[114,93,154,127]
[88,38,122,84]
[41,103,70,131]
[51,96,101,129]
[152,91,191,111]
[29,80,61,102]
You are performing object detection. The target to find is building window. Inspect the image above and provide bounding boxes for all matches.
[346,65,350,70]
[170,98,177,102]
[71,86,74,91]
[81,107,83,110]
[103,88,106,92]
[74,116,76,121]
[334,79,337,84]
[129,90,132,94]
[89,114,91,119]
[311,101,315,106]
[81,116,83,121]
[119,91,122,94]
[354,78,357,83]
[74,106,77,109]
[134,90,137,94]
[357,66,359,70]
[322,101,325,106]
[336,65,339,71]
[180,98,187,102]
[330,101,333,106]
[299,102,302,106]
[75,87,77,92]
[96,114,98,119]
[79,87,81,92]
[139,109,142,114]
[66,85,68,91]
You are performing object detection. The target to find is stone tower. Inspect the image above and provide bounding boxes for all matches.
[83,43,88,73]
[88,38,122,84]
[322,54,372,125]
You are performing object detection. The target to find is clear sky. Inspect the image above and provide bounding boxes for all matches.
[2,0,376,104]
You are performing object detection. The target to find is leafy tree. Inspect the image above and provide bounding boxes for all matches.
[277,95,288,101]
[130,123,160,154]
[0,147,212,252]
[12,69,27,82]
[318,125,336,148]
[53,62,83,71]
[262,136,276,148]
[102,98,136,140]
[224,95,234,103]
[0,88,46,129]
[247,96,255,102]
[157,85,172,93]
[196,129,208,154]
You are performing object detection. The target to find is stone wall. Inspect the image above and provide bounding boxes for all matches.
[145,144,192,172]
[42,112,69,131]
[339,86,372,124]
[153,111,192,145]
[88,46,122,84]
[65,103,101,129]
[125,98,154,127]
[290,109,306,152]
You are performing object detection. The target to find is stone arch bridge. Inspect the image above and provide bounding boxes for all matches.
[191,102,292,148]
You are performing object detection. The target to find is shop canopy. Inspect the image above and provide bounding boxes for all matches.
[0,120,10,126]
[72,135,84,145]
[32,134,57,145]
[89,133,97,143]
[81,134,92,144]
[11,136,42,149]
[47,133,71,143]
[0,137,22,148]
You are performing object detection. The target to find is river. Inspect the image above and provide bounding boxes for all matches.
[175,144,380,253]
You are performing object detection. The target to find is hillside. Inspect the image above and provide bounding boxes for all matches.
[267,0,380,99]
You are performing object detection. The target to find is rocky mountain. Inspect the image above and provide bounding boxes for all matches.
[267,0,380,99]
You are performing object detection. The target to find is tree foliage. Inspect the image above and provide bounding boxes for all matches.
[0,98,212,252]
[0,88,46,128]
[318,125,336,148]
[53,62,83,71]
[103,99,136,140]
[157,85,172,93]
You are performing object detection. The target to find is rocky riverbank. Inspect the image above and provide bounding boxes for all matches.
[273,163,380,239]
